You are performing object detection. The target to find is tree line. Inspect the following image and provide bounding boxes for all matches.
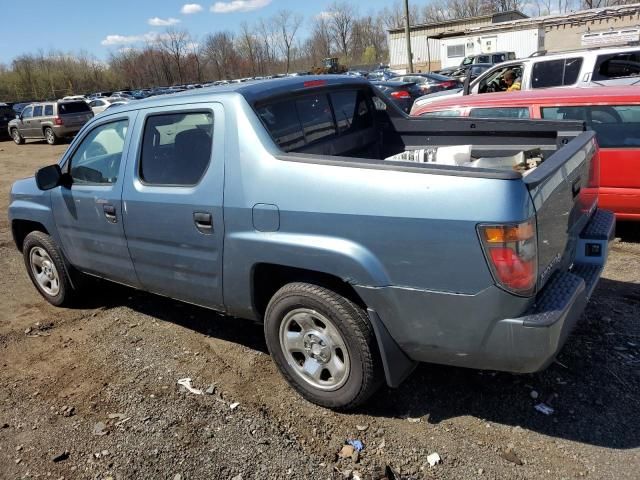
[0,0,628,102]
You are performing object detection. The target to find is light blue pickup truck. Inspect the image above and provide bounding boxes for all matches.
[9,76,614,409]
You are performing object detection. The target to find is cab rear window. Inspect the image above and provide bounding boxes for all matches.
[256,89,374,152]
[58,101,91,114]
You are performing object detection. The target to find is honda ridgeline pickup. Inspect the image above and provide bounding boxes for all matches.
[9,76,614,409]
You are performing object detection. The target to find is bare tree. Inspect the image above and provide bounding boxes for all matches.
[380,0,422,29]
[157,28,190,84]
[327,1,356,60]
[238,22,260,76]
[202,31,238,80]
[273,10,303,73]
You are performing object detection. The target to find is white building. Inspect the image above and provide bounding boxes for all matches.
[439,28,543,68]
[388,4,640,72]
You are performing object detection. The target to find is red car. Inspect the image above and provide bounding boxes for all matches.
[412,87,640,221]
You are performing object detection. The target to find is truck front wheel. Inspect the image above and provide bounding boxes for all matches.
[23,231,76,307]
[264,282,382,409]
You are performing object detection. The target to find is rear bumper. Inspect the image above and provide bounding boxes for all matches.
[52,125,83,137]
[357,209,615,376]
[484,209,615,372]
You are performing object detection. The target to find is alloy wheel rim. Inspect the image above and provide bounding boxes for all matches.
[29,247,60,296]
[279,308,350,391]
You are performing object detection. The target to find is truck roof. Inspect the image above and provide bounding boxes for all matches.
[414,85,640,112]
[108,75,370,114]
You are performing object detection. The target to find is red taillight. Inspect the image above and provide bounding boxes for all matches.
[390,90,411,99]
[54,116,63,125]
[303,80,327,88]
[441,80,457,88]
[478,219,537,296]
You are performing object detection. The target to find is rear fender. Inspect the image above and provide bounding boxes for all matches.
[223,231,390,319]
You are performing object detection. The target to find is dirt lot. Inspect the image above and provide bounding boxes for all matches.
[0,139,638,480]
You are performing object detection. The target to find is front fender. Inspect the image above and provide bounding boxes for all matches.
[9,178,57,249]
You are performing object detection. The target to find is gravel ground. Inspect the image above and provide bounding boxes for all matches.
[0,139,639,480]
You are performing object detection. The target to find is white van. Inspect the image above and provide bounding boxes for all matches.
[413,45,640,110]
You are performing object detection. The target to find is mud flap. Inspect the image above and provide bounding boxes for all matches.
[367,308,418,388]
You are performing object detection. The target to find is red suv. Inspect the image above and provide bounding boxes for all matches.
[412,86,640,221]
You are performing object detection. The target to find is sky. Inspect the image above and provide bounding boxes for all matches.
[0,0,401,64]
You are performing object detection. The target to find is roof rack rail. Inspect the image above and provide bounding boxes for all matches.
[529,50,547,57]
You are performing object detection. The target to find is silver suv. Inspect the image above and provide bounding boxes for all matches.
[8,100,93,145]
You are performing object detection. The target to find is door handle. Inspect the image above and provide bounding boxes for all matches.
[193,212,213,234]
[103,204,117,223]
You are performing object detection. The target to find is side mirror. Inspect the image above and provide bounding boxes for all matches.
[35,164,63,190]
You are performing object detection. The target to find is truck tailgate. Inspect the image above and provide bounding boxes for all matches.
[524,131,599,291]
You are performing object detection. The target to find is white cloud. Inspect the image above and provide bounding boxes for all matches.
[186,41,200,52]
[210,0,271,14]
[316,11,334,21]
[148,17,181,26]
[101,32,170,46]
[181,3,204,14]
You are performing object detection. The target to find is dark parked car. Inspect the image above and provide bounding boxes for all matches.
[394,73,462,95]
[449,63,493,83]
[11,102,35,115]
[367,69,398,81]
[371,80,422,113]
[1,103,16,139]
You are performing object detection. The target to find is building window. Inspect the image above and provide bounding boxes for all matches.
[447,44,465,58]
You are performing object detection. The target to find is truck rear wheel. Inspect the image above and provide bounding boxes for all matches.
[264,282,382,409]
[23,231,76,307]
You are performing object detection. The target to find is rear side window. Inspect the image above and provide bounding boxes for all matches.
[421,109,462,117]
[33,106,43,117]
[531,58,583,88]
[44,105,53,116]
[330,90,373,134]
[296,95,335,143]
[140,112,213,186]
[257,89,374,152]
[469,107,530,119]
[593,51,640,80]
[542,105,640,148]
[257,101,305,152]
[58,101,91,114]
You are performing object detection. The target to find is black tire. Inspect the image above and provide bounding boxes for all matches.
[23,231,76,307]
[44,127,58,145]
[11,128,24,145]
[264,282,382,409]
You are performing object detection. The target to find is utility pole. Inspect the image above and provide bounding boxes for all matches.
[404,0,414,73]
